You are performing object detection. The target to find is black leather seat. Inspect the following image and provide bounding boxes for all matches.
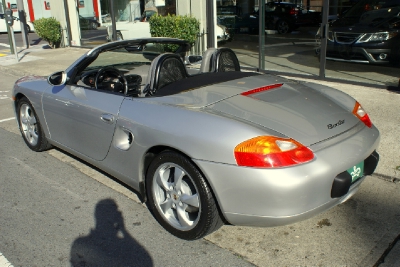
[145,53,188,96]
[200,47,241,73]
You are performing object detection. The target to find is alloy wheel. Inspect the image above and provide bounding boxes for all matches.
[151,163,201,231]
[19,103,39,146]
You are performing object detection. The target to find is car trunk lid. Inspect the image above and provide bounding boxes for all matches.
[146,74,360,146]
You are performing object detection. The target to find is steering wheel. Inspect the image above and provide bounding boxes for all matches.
[94,67,128,94]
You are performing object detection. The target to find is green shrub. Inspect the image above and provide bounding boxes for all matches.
[33,17,61,48]
[149,14,200,50]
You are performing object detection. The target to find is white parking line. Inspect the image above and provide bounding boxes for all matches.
[0,117,15,123]
[0,252,14,267]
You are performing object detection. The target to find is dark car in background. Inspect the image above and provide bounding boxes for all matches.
[265,2,321,34]
[79,15,100,30]
[217,5,259,34]
[317,0,400,64]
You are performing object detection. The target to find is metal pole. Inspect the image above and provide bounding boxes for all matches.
[10,26,19,61]
[110,0,117,41]
[206,0,215,48]
[63,0,72,46]
[1,0,14,54]
[17,0,29,49]
[319,0,329,78]
[258,0,265,71]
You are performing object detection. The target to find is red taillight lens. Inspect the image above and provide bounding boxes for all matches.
[352,102,372,128]
[234,136,314,168]
[289,8,298,15]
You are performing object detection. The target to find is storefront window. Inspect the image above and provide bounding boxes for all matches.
[78,0,177,47]
[323,0,400,87]
[73,0,398,88]
[216,0,399,88]
[218,0,322,75]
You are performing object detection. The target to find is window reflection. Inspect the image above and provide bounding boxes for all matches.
[73,0,399,88]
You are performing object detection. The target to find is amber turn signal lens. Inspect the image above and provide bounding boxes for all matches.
[234,136,314,168]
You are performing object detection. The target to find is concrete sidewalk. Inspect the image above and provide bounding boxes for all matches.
[1,45,399,266]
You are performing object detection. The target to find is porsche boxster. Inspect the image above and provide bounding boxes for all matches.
[12,38,380,240]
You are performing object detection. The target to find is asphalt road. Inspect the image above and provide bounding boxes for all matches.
[0,72,255,266]
[0,29,107,50]
[0,32,45,50]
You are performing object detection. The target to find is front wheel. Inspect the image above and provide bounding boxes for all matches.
[146,151,223,240]
[17,97,52,152]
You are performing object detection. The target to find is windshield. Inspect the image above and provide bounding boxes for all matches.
[343,0,400,19]
[84,42,186,72]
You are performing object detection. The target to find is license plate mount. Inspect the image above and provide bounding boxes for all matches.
[347,161,364,183]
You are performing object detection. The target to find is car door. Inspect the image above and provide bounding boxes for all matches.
[42,84,124,161]
[0,16,6,33]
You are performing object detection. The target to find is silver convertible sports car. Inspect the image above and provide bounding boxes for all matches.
[12,38,380,240]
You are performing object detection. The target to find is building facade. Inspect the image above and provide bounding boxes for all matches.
[2,0,399,88]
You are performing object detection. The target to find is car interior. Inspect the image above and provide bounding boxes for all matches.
[73,43,258,98]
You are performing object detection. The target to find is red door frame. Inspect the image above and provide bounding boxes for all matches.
[27,0,35,21]
[92,0,99,19]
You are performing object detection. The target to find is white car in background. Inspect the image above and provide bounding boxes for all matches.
[106,13,230,43]
[0,14,34,33]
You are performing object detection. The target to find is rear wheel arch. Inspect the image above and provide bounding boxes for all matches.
[143,148,225,240]
[141,146,228,220]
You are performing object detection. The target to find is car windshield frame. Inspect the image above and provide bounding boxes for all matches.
[66,38,191,87]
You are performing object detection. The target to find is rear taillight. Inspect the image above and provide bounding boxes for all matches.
[234,136,314,168]
[289,8,299,15]
[241,83,283,96]
[353,102,372,128]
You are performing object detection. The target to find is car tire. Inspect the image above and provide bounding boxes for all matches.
[17,97,52,152]
[116,32,123,41]
[91,22,98,30]
[26,24,31,33]
[276,19,291,34]
[146,151,223,240]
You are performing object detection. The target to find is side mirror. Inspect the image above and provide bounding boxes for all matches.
[47,71,67,86]
[4,9,14,26]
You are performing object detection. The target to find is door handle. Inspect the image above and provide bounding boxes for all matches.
[100,113,114,123]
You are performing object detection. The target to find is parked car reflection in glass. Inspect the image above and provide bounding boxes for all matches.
[264,2,321,34]
[79,15,100,30]
[316,0,400,65]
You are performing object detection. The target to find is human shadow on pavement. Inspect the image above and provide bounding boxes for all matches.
[70,199,153,267]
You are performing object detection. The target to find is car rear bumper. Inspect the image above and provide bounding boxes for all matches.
[193,123,380,227]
